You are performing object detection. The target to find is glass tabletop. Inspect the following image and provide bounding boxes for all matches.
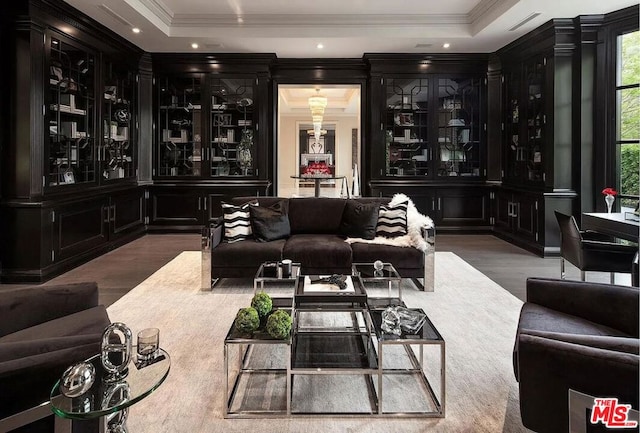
[50,348,170,419]
[352,262,400,280]
[369,308,443,342]
[225,307,293,344]
[255,261,301,281]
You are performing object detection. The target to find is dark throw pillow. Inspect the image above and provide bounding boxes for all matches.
[339,201,380,240]
[250,200,291,242]
[221,201,258,243]
[376,200,408,238]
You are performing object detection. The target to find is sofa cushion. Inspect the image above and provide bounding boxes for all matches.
[0,306,110,344]
[517,303,630,337]
[288,198,347,234]
[250,200,291,242]
[221,201,258,243]
[350,242,423,270]
[211,238,286,269]
[283,234,352,274]
[339,201,380,240]
[376,201,408,238]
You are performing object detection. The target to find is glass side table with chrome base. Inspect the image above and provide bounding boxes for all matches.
[50,348,170,433]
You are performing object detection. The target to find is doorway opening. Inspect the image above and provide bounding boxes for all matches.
[276,84,361,197]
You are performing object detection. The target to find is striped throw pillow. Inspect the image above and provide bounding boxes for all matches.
[376,201,408,238]
[221,201,258,243]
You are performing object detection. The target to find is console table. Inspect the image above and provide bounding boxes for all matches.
[290,175,346,197]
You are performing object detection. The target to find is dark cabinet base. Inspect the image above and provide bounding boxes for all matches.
[0,187,146,283]
[369,181,492,232]
[147,181,272,232]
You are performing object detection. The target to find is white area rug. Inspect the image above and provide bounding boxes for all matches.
[107,251,530,433]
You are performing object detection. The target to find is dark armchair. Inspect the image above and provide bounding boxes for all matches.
[555,211,638,283]
[513,278,639,433]
[0,282,110,432]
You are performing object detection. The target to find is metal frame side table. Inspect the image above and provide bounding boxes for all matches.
[352,262,402,303]
[370,308,446,417]
[224,307,293,418]
[254,261,301,294]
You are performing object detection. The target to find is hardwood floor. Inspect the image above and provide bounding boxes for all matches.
[0,233,631,306]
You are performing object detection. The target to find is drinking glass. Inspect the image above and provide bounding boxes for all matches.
[137,328,160,361]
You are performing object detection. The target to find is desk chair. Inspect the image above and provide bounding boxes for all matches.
[555,211,638,283]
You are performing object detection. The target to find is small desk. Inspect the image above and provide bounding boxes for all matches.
[582,212,639,242]
[290,175,346,197]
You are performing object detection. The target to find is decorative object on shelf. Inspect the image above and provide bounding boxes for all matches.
[101,322,133,383]
[251,291,273,319]
[602,187,617,213]
[266,309,292,339]
[352,164,361,197]
[340,177,349,198]
[235,307,260,334]
[381,306,401,336]
[136,328,160,363]
[60,361,96,398]
[308,88,328,143]
[237,129,253,175]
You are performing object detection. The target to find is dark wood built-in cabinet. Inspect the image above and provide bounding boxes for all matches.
[493,20,578,255]
[148,55,273,231]
[367,55,490,231]
[0,0,145,282]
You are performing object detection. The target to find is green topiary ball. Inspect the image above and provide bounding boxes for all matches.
[266,309,292,339]
[235,307,260,334]
[251,291,273,318]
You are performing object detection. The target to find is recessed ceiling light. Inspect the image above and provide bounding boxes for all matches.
[237,17,244,23]
[191,43,199,49]
[132,27,141,34]
[317,43,324,49]
[443,43,450,48]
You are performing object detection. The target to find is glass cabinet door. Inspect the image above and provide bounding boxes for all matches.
[48,35,96,187]
[156,76,202,177]
[524,57,545,183]
[384,78,430,177]
[102,61,136,182]
[209,77,255,177]
[503,68,522,182]
[436,77,482,178]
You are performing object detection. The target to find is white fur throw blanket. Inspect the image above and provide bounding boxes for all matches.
[345,193,434,252]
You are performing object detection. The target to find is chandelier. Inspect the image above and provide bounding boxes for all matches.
[308,89,328,143]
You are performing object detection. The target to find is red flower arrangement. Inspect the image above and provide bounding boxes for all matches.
[602,187,618,196]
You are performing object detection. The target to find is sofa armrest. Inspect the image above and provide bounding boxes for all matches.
[0,282,100,338]
[517,333,639,433]
[525,278,639,337]
[211,220,223,249]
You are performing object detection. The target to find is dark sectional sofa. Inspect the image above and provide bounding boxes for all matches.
[208,197,435,290]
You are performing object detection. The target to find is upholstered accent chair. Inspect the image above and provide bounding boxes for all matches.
[0,282,110,433]
[513,277,639,433]
[555,211,638,283]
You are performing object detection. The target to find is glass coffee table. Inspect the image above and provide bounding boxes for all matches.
[254,261,301,294]
[352,262,402,304]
